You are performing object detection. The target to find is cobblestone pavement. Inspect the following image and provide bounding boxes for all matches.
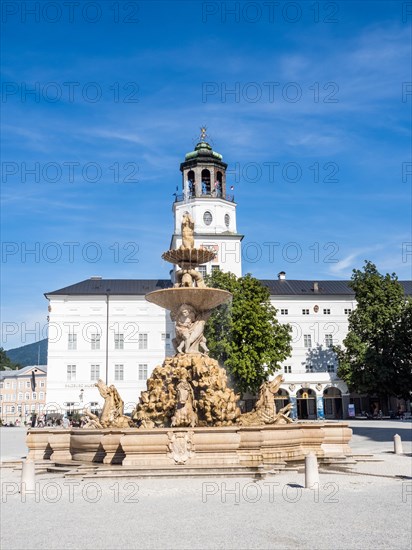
[1,421,411,550]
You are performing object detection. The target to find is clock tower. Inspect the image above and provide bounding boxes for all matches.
[170,130,243,277]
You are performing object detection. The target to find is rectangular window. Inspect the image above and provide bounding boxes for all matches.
[40,381,45,388]
[325,334,333,348]
[302,309,309,315]
[25,393,30,401]
[283,366,292,373]
[211,265,220,273]
[91,333,101,350]
[68,333,77,350]
[138,364,148,380]
[18,393,23,401]
[67,365,76,381]
[114,364,124,381]
[323,308,331,315]
[344,308,352,315]
[162,333,171,348]
[114,333,124,350]
[304,335,312,348]
[198,265,207,278]
[39,392,44,400]
[18,405,22,412]
[327,365,335,373]
[280,309,288,315]
[90,364,100,381]
[26,381,30,388]
[32,392,37,400]
[138,333,148,350]
[0,382,3,389]
[11,381,16,389]
[5,382,10,389]
[306,365,314,373]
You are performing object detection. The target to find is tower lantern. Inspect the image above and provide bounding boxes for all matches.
[179,127,229,200]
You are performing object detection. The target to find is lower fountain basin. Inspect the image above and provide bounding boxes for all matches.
[146,287,232,311]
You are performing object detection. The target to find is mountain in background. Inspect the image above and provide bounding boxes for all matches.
[6,339,48,367]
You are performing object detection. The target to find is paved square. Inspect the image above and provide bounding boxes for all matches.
[1,421,411,550]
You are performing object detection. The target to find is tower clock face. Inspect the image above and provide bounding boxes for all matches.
[203,211,213,225]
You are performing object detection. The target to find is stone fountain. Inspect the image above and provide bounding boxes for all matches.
[132,213,241,429]
[26,214,353,475]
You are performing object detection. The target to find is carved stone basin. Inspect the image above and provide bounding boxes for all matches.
[146,287,232,312]
[162,247,216,266]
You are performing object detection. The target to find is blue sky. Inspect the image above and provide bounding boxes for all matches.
[1,0,411,349]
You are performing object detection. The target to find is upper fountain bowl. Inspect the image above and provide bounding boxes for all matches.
[146,287,232,312]
[162,247,216,266]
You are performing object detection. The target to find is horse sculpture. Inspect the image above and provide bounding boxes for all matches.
[82,379,134,429]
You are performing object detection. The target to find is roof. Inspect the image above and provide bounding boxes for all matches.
[261,280,355,296]
[0,365,47,380]
[45,278,412,297]
[45,279,173,297]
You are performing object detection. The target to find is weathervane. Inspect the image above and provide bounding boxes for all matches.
[200,126,208,141]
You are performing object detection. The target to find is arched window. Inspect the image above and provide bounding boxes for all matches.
[187,170,195,197]
[201,169,211,195]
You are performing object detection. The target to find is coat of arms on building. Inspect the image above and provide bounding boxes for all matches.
[167,431,195,464]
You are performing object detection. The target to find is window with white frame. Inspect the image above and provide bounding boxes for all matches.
[138,364,148,380]
[114,364,124,381]
[91,333,101,350]
[325,334,333,348]
[39,392,44,400]
[323,308,331,315]
[25,392,30,401]
[67,365,76,381]
[138,333,148,350]
[327,364,335,372]
[5,382,10,389]
[281,309,288,315]
[211,265,220,273]
[40,381,45,388]
[198,265,207,278]
[302,309,309,315]
[303,334,312,348]
[11,381,16,389]
[90,364,100,381]
[114,333,124,350]
[344,308,352,315]
[283,365,292,373]
[32,392,37,400]
[18,393,23,401]
[26,381,30,388]
[306,364,314,373]
[162,333,171,348]
[68,333,77,350]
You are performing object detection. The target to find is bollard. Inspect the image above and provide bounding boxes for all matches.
[394,434,403,455]
[20,459,36,495]
[305,452,319,488]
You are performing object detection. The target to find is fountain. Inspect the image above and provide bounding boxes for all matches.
[26,215,353,475]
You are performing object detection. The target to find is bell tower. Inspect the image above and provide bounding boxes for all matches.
[170,129,243,278]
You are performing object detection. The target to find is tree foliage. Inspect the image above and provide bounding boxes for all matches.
[336,261,412,399]
[0,348,21,371]
[204,271,292,393]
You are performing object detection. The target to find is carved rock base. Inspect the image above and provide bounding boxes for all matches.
[133,354,241,428]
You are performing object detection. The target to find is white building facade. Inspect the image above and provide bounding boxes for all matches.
[45,138,412,419]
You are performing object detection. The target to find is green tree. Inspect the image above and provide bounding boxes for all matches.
[0,348,21,370]
[204,271,292,393]
[336,261,411,401]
